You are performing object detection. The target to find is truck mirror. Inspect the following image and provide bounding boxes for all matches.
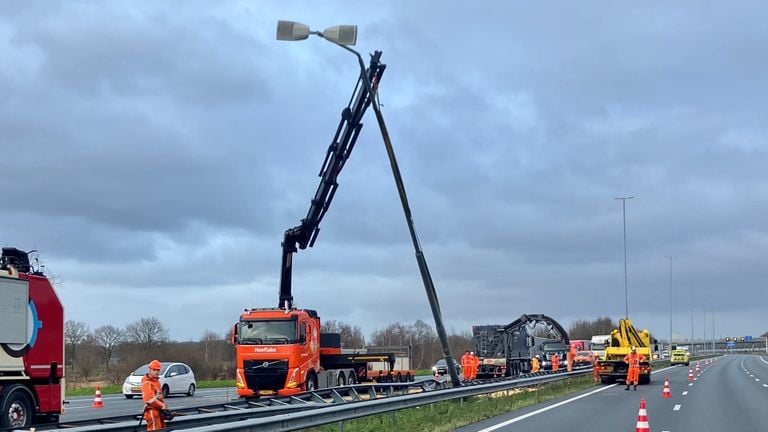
[654,344,659,352]
[231,324,238,344]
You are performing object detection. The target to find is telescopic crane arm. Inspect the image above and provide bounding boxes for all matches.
[278,52,386,310]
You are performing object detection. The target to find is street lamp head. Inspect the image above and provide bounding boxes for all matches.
[276,21,358,46]
[322,25,357,46]
[276,20,310,41]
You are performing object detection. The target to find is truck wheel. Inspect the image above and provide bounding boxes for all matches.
[348,371,357,385]
[639,374,651,385]
[405,372,412,382]
[395,373,403,383]
[337,372,346,387]
[1,384,35,429]
[162,385,170,398]
[305,373,318,392]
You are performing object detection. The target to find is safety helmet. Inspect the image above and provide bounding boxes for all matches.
[149,359,162,370]
[631,346,637,352]
[470,351,475,355]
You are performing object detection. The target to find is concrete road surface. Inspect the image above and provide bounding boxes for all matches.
[457,355,767,432]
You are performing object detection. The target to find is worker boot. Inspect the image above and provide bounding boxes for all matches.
[625,385,630,391]
[634,385,637,391]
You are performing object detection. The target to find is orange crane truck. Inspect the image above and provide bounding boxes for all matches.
[233,52,412,398]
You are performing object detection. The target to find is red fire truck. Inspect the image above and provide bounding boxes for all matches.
[0,247,65,428]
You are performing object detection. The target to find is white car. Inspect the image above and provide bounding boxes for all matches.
[122,362,196,399]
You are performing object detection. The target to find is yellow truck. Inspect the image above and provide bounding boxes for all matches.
[595,319,654,384]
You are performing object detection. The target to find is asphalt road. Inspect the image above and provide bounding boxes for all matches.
[457,355,767,432]
[60,388,240,423]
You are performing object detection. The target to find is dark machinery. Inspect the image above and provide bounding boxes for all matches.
[472,314,570,378]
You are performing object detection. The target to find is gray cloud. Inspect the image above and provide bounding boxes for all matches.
[1,1,766,341]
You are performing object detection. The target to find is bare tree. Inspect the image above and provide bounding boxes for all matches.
[125,317,169,351]
[94,325,125,369]
[64,320,90,365]
[568,317,618,340]
[321,320,365,348]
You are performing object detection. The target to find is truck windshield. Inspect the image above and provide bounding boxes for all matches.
[592,343,607,350]
[239,319,297,344]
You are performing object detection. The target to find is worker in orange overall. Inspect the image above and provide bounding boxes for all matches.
[531,355,540,373]
[592,356,601,383]
[470,352,479,379]
[142,360,169,431]
[567,346,576,372]
[551,353,560,372]
[460,351,472,381]
[624,346,645,391]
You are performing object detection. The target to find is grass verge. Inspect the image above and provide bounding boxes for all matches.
[300,375,595,432]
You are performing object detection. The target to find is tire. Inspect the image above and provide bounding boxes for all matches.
[162,385,170,398]
[305,372,318,392]
[125,394,134,399]
[600,377,611,384]
[337,372,346,387]
[405,372,412,382]
[395,373,403,383]
[639,374,651,385]
[348,371,357,385]
[1,384,35,429]
[187,384,196,397]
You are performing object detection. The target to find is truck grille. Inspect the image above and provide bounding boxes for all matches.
[243,359,288,391]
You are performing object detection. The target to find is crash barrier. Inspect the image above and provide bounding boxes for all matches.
[32,366,592,432]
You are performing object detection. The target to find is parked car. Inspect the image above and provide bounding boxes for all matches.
[431,358,462,376]
[122,362,197,399]
[670,349,690,366]
[573,350,595,367]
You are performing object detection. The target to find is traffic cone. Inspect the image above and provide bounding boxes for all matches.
[662,376,671,398]
[635,399,650,432]
[696,363,701,373]
[92,386,104,408]
[688,368,694,381]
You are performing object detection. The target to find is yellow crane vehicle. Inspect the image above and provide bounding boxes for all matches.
[595,319,656,384]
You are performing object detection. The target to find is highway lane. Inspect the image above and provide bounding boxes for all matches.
[60,388,239,423]
[457,356,764,432]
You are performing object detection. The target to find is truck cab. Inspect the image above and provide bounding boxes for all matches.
[234,308,323,397]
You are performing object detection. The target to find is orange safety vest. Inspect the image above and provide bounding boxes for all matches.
[624,353,644,368]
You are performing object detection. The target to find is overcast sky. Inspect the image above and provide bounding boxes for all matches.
[2,1,766,343]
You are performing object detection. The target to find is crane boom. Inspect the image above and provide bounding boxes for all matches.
[278,52,385,310]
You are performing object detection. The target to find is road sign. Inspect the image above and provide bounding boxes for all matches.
[746,335,753,342]
[727,342,736,348]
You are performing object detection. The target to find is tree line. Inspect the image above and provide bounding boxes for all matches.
[64,316,618,386]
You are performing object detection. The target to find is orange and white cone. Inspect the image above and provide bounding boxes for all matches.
[635,399,650,432]
[92,386,104,408]
[662,376,671,398]
[688,368,694,381]
[696,363,701,373]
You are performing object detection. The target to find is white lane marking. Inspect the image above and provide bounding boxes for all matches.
[475,384,617,432]
[763,384,768,388]
[673,404,681,411]
[682,391,688,396]
[760,356,768,364]
[689,383,693,386]
[756,379,761,382]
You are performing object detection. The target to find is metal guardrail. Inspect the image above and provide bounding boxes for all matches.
[47,367,592,432]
